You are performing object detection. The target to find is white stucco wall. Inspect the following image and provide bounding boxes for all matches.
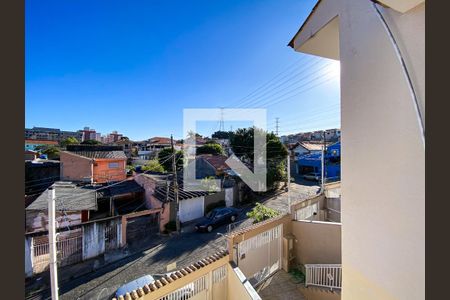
[291,1,425,299]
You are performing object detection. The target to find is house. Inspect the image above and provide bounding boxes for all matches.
[289,0,424,299]
[25,182,97,234]
[296,142,340,182]
[135,173,231,227]
[25,139,58,151]
[25,150,38,161]
[291,142,323,160]
[135,137,180,161]
[110,138,134,159]
[195,154,231,178]
[60,145,127,184]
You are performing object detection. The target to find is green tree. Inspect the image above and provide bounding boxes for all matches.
[60,137,79,148]
[81,139,102,145]
[196,143,224,155]
[158,148,184,172]
[212,130,234,140]
[142,159,165,173]
[39,145,60,160]
[246,203,280,223]
[230,127,288,190]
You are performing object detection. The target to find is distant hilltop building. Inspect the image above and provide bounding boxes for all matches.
[25,127,83,143]
[280,128,341,144]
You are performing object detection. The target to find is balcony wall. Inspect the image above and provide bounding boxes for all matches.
[292,220,341,266]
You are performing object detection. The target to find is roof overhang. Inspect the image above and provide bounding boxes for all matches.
[288,0,339,60]
[375,0,425,13]
[288,0,425,59]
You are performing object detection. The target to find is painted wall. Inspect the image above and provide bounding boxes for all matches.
[60,151,92,182]
[227,264,261,300]
[134,175,172,231]
[25,237,33,277]
[292,221,341,265]
[204,190,226,212]
[93,159,126,183]
[25,210,82,234]
[291,1,425,299]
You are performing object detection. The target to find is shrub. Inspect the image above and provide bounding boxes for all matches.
[142,159,165,173]
[205,200,226,214]
[246,203,280,224]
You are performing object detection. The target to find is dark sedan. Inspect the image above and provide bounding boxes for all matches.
[195,207,240,232]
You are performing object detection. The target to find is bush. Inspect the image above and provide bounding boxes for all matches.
[142,159,165,173]
[205,200,226,214]
[246,203,280,224]
[164,221,177,232]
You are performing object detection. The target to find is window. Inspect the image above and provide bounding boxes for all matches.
[108,162,120,169]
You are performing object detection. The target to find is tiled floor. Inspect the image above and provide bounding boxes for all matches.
[257,270,306,300]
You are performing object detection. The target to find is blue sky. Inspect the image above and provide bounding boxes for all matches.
[25,0,340,141]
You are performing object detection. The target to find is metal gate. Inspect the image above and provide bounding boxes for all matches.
[31,229,82,274]
[236,224,283,286]
[126,213,159,245]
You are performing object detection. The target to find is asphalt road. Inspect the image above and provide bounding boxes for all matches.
[27,181,318,300]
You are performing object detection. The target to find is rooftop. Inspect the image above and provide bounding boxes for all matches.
[198,154,231,171]
[65,145,127,160]
[26,182,97,211]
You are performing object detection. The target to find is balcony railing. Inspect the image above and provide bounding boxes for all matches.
[305,264,342,290]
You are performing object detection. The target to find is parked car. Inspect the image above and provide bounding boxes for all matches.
[115,275,155,298]
[303,172,321,181]
[195,207,240,233]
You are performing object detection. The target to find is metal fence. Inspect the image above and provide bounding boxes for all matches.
[305,264,342,290]
[31,230,83,274]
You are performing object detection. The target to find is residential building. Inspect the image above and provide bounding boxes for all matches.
[291,142,323,160]
[24,150,38,161]
[110,138,134,158]
[25,127,82,142]
[135,173,234,227]
[60,145,127,183]
[25,139,58,151]
[289,0,424,299]
[296,142,341,182]
[195,154,231,178]
[80,126,99,142]
[25,182,97,234]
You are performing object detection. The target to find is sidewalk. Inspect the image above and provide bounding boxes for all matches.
[25,235,168,298]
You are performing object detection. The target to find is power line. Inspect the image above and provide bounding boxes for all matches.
[247,66,338,109]
[236,60,331,108]
[227,55,312,108]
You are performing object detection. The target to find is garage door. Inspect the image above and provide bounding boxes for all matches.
[179,197,205,223]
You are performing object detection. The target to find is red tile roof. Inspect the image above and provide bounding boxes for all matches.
[199,155,230,171]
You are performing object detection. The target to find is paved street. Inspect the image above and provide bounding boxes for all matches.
[27,180,318,300]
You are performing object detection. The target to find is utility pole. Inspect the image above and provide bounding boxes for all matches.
[287,154,291,214]
[48,187,59,300]
[171,135,180,233]
[321,131,326,191]
[275,117,280,136]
